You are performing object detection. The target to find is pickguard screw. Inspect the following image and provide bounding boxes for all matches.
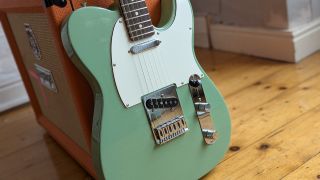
[119,20,122,23]
[157,32,160,35]
[126,104,130,107]
[189,27,192,30]
[181,82,185,85]
[113,64,116,67]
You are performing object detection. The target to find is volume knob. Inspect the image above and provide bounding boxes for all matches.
[189,74,201,88]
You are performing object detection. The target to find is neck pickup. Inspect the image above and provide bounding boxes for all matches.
[119,0,155,41]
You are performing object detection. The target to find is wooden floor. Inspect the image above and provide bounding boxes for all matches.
[1,49,320,179]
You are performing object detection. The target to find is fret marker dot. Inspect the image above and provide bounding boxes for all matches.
[139,24,143,28]
[135,12,139,16]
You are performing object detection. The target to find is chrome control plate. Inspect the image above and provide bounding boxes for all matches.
[142,84,188,145]
[189,74,217,145]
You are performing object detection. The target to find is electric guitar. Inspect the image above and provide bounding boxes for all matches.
[61,0,231,179]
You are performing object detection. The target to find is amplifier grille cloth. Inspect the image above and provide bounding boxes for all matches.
[7,13,89,153]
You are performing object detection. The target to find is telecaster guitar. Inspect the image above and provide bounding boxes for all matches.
[61,0,231,179]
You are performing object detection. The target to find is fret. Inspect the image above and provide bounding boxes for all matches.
[122,1,145,11]
[121,0,144,6]
[122,1,144,12]
[124,7,148,16]
[128,20,152,31]
[128,24,153,37]
[129,25,153,33]
[132,31,155,41]
[128,22,152,35]
[119,0,154,41]
[124,7,147,14]
[125,14,152,30]
[129,26,154,38]
[128,19,152,27]
[124,8,149,23]
[125,14,149,21]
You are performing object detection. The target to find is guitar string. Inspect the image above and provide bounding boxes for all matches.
[133,0,155,93]
[155,39,170,86]
[127,0,165,93]
[141,3,165,89]
[143,5,162,90]
[151,47,164,86]
[137,3,157,91]
[133,44,148,94]
[138,0,163,91]
[150,34,166,87]
[125,0,150,93]
[148,44,162,88]
[136,1,160,92]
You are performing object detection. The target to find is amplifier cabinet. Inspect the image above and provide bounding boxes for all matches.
[0,0,160,178]
[0,0,100,177]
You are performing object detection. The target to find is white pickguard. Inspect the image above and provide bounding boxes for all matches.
[111,0,202,107]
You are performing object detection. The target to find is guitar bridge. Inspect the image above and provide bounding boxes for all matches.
[142,84,188,145]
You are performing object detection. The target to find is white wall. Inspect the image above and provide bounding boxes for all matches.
[191,0,220,16]
[0,23,28,112]
[193,0,320,63]
[191,0,320,29]
[0,23,20,86]
[312,0,320,19]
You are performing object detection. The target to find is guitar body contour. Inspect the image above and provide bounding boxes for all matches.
[61,0,231,179]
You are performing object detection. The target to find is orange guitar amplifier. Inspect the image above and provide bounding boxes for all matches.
[0,0,160,178]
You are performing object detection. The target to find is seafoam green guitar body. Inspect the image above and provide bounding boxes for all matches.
[61,0,231,179]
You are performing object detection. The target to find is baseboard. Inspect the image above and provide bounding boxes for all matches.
[210,18,320,63]
[0,80,29,112]
[194,15,211,49]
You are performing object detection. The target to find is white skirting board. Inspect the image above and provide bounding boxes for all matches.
[194,15,211,49]
[210,18,320,63]
[0,80,29,112]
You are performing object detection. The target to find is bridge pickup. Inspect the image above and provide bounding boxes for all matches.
[129,39,161,54]
[145,97,179,109]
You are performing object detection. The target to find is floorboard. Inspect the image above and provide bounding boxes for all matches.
[1,49,320,179]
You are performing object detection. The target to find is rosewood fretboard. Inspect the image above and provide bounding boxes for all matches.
[119,0,155,41]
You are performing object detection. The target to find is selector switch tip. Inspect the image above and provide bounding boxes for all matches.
[189,74,202,88]
[189,79,201,88]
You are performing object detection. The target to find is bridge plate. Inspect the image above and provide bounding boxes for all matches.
[142,84,188,145]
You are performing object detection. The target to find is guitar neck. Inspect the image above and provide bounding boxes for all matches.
[119,0,155,41]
